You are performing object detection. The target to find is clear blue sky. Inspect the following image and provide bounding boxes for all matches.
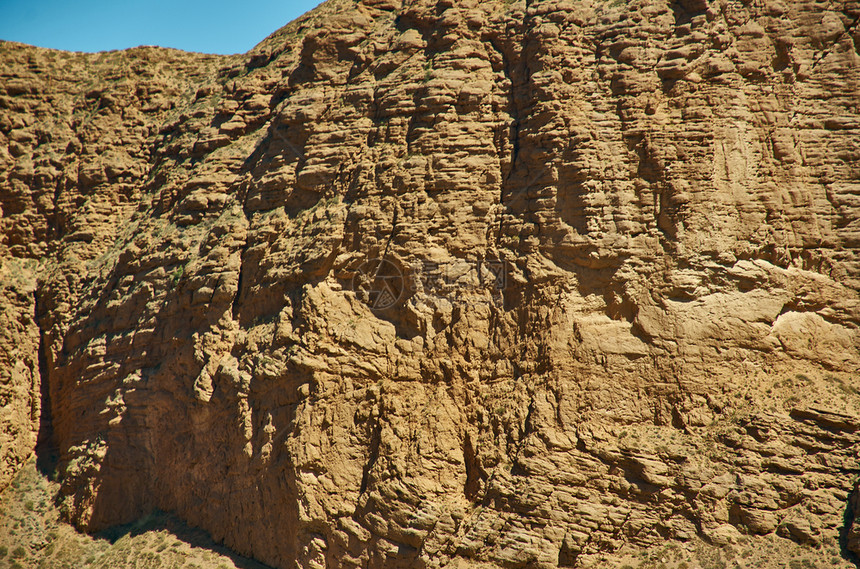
[0,0,324,54]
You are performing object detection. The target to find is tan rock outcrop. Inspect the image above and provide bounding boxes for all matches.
[1,0,859,567]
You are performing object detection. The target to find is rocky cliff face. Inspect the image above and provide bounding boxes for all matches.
[0,43,226,491]
[2,0,859,567]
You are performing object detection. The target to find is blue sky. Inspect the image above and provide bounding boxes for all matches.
[0,0,324,54]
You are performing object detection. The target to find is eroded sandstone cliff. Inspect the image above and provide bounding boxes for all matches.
[1,0,859,567]
[0,42,228,490]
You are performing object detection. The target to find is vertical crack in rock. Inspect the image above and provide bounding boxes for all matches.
[231,250,246,321]
[462,431,484,502]
[359,419,382,496]
[49,176,63,240]
[33,290,57,476]
[381,206,400,258]
[509,395,536,476]
[503,25,530,184]
[231,176,254,322]
[487,36,518,184]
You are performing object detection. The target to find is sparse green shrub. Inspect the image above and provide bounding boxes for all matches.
[24,500,34,511]
[171,264,185,284]
[0,545,7,557]
[11,546,26,558]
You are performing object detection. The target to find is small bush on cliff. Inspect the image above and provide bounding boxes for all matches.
[171,264,185,284]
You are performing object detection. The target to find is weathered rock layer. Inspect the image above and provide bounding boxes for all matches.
[2,0,859,567]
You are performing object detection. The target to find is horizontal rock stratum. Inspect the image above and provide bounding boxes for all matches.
[1,0,860,567]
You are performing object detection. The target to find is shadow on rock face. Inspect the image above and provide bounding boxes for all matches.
[841,480,860,568]
[97,509,274,569]
[34,292,59,482]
